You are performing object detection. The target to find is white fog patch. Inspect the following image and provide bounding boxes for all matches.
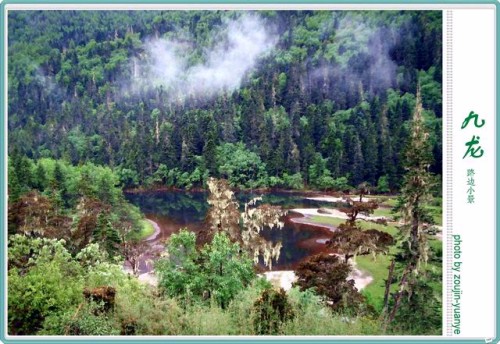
[311,13,399,93]
[129,14,276,101]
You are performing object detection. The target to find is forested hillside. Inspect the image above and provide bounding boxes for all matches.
[8,10,441,191]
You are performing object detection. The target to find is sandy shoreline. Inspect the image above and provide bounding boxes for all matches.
[306,196,376,203]
[262,263,372,292]
[289,215,337,232]
[291,208,387,221]
[145,219,162,241]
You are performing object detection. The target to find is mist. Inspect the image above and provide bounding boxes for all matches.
[312,12,399,95]
[129,14,277,101]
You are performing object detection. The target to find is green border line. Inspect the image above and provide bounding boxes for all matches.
[0,1,497,343]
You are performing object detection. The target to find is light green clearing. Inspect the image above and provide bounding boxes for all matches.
[127,219,155,241]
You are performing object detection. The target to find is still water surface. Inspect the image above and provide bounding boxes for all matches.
[125,190,344,272]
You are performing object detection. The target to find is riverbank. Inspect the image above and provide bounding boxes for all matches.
[127,219,156,241]
[290,208,388,222]
[262,261,373,292]
[289,214,337,232]
[144,219,161,241]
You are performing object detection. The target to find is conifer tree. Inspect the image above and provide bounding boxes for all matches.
[34,163,47,192]
[93,212,121,256]
[382,86,437,328]
[394,86,434,267]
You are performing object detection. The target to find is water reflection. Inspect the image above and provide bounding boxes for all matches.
[125,190,344,272]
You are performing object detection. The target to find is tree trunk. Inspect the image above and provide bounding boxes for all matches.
[383,262,413,331]
[381,259,395,315]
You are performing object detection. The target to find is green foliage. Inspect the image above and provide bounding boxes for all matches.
[377,175,390,193]
[331,176,352,191]
[117,168,140,189]
[382,89,441,331]
[389,278,442,334]
[394,88,435,265]
[8,152,35,201]
[216,143,268,189]
[8,157,144,255]
[7,10,443,335]
[200,232,256,308]
[41,303,120,335]
[8,236,84,334]
[253,288,294,334]
[156,230,255,308]
[126,219,155,241]
[8,233,425,335]
[156,229,199,297]
[282,172,304,189]
[93,212,122,256]
[8,234,155,335]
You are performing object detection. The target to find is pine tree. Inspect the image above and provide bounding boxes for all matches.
[9,152,34,201]
[395,86,434,266]
[8,158,22,202]
[93,212,121,256]
[34,163,47,192]
[202,120,218,175]
[382,86,437,328]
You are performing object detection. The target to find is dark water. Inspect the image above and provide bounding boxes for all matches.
[125,190,345,272]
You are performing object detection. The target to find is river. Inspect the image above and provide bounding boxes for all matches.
[124,190,346,274]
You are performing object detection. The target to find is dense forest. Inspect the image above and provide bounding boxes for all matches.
[8,10,442,191]
[7,10,442,336]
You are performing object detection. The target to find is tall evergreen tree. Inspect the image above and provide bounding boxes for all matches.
[93,212,121,256]
[382,87,437,328]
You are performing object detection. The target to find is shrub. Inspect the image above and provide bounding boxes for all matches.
[253,288,294,334]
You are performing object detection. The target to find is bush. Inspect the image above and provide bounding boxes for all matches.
[41,303,120,335]
[283,172,304,189]
[183,304,234,335]
[377,175,390,193]
[8,237,84,335]
[156,230,255,308]
[226,278,272,334]
[253,288,294,334]
[114,290,185,335]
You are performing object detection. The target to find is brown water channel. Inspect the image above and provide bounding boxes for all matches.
[124,190,345,273]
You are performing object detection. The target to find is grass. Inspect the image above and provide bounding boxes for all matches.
[379,197,398,207]
[127,219,155,241]
[357,237,441,312]
[372,206,394,218]
[356,253,393,311]
[309,215,398,236]
[370,196,442,226]
[309,215,344,227]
